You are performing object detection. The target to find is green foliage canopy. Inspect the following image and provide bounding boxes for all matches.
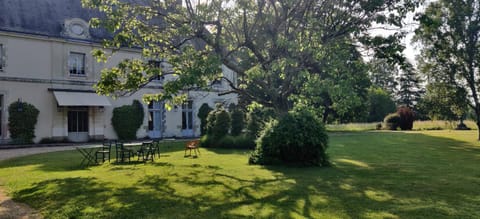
[367,87,396,122]
[417,82,468,121]
[415,0,480,139]
[82,0,419,115]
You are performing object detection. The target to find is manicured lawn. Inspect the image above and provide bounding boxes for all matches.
[0,131,479,218]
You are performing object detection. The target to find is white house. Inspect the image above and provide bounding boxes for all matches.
[0,0,237,143]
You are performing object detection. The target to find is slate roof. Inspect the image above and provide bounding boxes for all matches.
[0,0,111,42]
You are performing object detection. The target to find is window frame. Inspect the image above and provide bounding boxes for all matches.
[148,60,164,83]
[68,52,86,77]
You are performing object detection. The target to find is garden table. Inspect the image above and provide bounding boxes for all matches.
[76,145,103,166]
[124,142,155,162]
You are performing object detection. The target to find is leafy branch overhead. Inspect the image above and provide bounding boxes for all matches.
[82,0,420,113]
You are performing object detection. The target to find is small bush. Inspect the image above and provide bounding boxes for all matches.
[397,106,415,130]
[197,103,213,135]
[230,109,245,136]
[249,110,329,166]
[112,100,144,140]
[383,113,400,130]
[8,101,39,144]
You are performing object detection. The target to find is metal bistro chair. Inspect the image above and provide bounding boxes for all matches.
[115,142,133,163]
[151,139,161,158]
[137,142,154,162]
[96,140,112,163]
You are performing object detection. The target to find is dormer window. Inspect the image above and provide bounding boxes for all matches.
[63,18,90,39]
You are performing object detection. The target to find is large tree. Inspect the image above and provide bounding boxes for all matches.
[417,82,468,121]
[415,0,480,139]
[396,62,423,108]
[368,58,399,95]
[82,0,419,115]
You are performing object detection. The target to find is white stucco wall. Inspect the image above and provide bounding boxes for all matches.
[0,32,238,143]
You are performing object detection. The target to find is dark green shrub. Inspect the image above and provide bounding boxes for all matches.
[213,110,231,138]
[397,106,415,130]
[8,101,39,144]
[197,103,213,135]
[206,106,231,139]
[200,134,214,148]
[218,135,235,148]
[249,110,329,166]
[232,134,256,149]
[245,107,275,139]
[383,113,400,130]
[112,100,144,140]
[230,109,245,136]
[206,109,216,135]
[200,134,255,149]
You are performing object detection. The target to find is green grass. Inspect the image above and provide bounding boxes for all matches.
[326,123,378,131]
[413,120,477,130]
[326,120,478,131]
[0,131,479,218]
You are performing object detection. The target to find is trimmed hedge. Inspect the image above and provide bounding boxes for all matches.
[249,110,329,166]
[8,101,39,144]
[111,100,144,140]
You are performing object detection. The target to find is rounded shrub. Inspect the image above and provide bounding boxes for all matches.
[8,101,39,144]
[383,113,400,130]
[249,110,329,166]
[111,100,144,140]
[397,106,415,130]
[206,106,231,139]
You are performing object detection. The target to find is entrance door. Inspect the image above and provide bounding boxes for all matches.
[68,107,89,142]
[148,101,163,138]
[181,100,194,137]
